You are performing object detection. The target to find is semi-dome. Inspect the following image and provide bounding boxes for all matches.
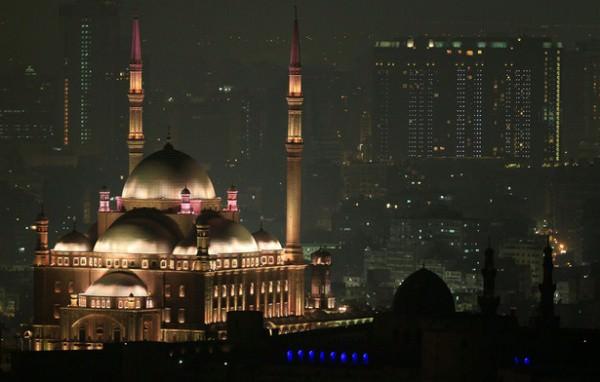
[173,214,258,255]
[54,230,93,252]
[252,227,282,252]
[393,268,455,317]
[122,143,216,200]
[84,271,148,297]
[94,208,182,254]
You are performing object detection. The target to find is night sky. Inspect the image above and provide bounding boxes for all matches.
[3,0,600,79]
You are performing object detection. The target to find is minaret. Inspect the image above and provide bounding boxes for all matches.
[127,17,144,175]
[536,236,559,328]
[478,239,500,316]
[34,205,49,266]
[284,7,303,264]
[98,186,110,212]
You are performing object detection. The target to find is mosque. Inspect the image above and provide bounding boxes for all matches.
[29,14,315,350]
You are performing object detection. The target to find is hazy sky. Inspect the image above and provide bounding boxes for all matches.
[2,0,600,75]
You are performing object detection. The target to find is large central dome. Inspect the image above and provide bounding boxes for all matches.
[123,143,216,200]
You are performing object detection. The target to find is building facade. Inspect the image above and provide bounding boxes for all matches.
[372,37,562,164]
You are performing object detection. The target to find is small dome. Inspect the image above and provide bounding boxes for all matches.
[311,248,332,265]
[393,268,455,317]
[122,144,216,200]
[84,271,148,297]
[94,208,182,254]
[54,230,93,252]
[173,214,258,255]
[181,186,191,195]
[252,228,282,252]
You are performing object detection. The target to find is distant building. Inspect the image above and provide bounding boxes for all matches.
[0,66,56,143]
[498,236,545,295]
[372,37,562,164]
[59,0,125,153]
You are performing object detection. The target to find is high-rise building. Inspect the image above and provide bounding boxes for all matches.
[59,0,123,153]
[372,37,562,164]
[563,40,600,159]
[0,66,56,143]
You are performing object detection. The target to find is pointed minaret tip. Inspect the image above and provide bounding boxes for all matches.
[289,6,301,70]
[130,17,142,65]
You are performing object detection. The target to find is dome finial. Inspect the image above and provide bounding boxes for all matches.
[164,125,174,150]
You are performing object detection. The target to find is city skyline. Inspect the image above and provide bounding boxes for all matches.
[1,2,600,380]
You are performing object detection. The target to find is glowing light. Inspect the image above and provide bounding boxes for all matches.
[513,356,520,365]
[308,350,315,361]
[524,357,530,366]
[286,350,293,362]
[340,352,348,363]
[297,350,304,360]
[352,352,359,363]
[330,351,336,361]
[319,351,326,362]
[362,353,369,364]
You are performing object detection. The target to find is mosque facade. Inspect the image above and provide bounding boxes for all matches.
[30,14,307,350]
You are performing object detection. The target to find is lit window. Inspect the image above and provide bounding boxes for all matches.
[160,259,167,269]
[165,284,171,298]
[142,259,149,269]
[114,259,119,268]
[214,286,218,298]
[232,259,238,268]
[106,259,112,267]
[53,304,60,319]
[224,259,230,268]
[57,257,63,266]
[179,285,185,298]
[178,308,186,324]
[164,307,171,323]
[73,257,79,266]
[250,282,254,295]
[68,281,74,294]
[222,285,227,298]
[54,281,62,293]
[182,261,189,270]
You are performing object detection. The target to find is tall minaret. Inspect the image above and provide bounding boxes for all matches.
[536,236,559,329]
[284,7,303,264]
[127,17,144,175]
[478,239,500,316]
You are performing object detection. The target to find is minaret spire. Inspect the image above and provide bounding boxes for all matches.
[284,6,304,264]
[536,235,559,329]
[127,17,144,175]
[478,237,500,316]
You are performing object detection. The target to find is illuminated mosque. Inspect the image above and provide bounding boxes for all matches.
[28,13,338,350]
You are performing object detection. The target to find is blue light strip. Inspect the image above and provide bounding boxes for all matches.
[285,349,370,365]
